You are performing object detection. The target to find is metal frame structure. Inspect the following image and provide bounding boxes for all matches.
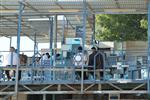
[15,1,25,99]
[0,0,148,43]
[0,0,150,100]
[148,1,150,94]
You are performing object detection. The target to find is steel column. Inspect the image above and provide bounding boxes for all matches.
[53,15,57,66]
[16,0,25,100]
[43,94,46,100]
[62,15,65,45]
[61,16,65,64]
[9,37,12,47]
[81,0,87,93]
[32,32,39,83]
[33,32,37,67]
[148,2,150,94]
[52,94,55,100]
[92,15,95,45]
[49,17,54,66]
[49,17,53,81]
[49,17,53,49]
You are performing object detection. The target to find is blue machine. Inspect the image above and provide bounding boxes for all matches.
[61,38,81,65]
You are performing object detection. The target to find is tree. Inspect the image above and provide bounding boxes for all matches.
[95,14,147,41]
[140,18,148,29]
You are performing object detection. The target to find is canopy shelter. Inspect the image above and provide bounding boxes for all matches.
[0,0,148,43]
[1,1,150,99]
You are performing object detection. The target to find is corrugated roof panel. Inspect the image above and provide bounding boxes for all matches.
[120,4,145,9]
[89,0,116,9]
[27,1,56,6]
[117,0,144,3]
[0,0,149,43]
[90,0,114,2]
[26,0,56,2]
[1,6,19,10]
[0,1,19,5]
[61,0,85,1]
[28,5,59,10]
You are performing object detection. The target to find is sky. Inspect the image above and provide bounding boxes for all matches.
[0,36,63,65]
[0,36,50,57]
[0,36,50,65]
[0,36,62,57]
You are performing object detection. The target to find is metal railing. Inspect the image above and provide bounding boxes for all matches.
[0,49,148,84]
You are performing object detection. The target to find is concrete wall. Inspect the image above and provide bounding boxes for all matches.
[113,41,147,65]
[125,41,147,56]
[11,94,27,100]
[124,41,147,66]
[126,41,147,50]
[72,94,94,100]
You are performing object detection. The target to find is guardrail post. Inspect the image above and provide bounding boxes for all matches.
[148,1,150,94]
[81,0,87,94]
[16,0,25,100]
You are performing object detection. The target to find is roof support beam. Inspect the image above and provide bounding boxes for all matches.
[0,2,37,37]
[24,1,48,18]
[1,17,32,30]
[86,2,94,14]
[25,2,39,12]
[0,4,9,9]
[55,2,75,29]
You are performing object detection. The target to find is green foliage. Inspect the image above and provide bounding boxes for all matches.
[140,18,148,29]
[95,14,147,41]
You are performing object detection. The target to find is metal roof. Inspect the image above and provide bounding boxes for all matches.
[0,0,148,43]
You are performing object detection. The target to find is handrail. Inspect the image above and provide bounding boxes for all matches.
[0,49,148,83]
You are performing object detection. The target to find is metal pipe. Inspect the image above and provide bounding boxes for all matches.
[53,15,57,67]
[49,17,53,81]
[9,37,12,47]
[61,16,65,64]
[49,17,53,66]
[16,0,25,99]
[94,54,96,80]
[62,15,65,45]
[65,17,74,30]
[33,32,37,67]
[147,2,150,94]
[52,94,55,100]
[43,94,46,100]
[103,52,106,81]
[52,15,57,80]
[49,17,53,49]
[31,32,37,83]
[0,90,148,95]
[55,16,58,51]
[81,0,87,93]
[2,12,83,17]
[92,15,95,45]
